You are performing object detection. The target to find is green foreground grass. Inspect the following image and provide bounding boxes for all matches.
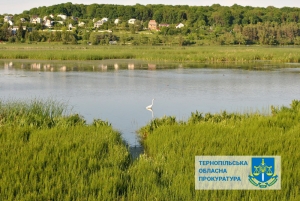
[1,44,300,63]
[135,103,300,200]
[0,99,299,200]
[0,99,130,200]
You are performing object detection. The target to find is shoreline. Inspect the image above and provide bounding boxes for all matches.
[1,44,300,63]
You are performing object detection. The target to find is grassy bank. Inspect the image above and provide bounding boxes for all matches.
[0,99,131,200]
[1,44,300,63]
[1,99,299,200]
[133,101,300,200]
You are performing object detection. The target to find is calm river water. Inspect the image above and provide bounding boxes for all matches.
[1,60,300,147]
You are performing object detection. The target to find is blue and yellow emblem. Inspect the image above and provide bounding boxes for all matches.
[249,158,278,188]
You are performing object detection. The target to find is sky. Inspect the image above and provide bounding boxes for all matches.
[1,0,300,15]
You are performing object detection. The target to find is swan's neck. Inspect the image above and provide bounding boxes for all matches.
[152,99,154,105]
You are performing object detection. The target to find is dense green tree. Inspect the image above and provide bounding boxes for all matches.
[3,2,300,45]
[0,23,11,41]
[153,9,163,23]
[16,23,24,41]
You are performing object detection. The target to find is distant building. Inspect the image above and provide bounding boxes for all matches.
[101,17,108,22]
[176,23,184,29]
[94,18,108,28]
[148,20,157,30]
[31,16,42,24]
[4,16,12,22]
[114,19,120,25]
[159,23,170,28]
[11,26,27,31]
[94,20,103,28]
[128,19,136,24]
[78,22,85,27]
[44,19,53,28]
[56,21,64,25]
[8,20,14,26]
[57,14,67,20]
[10,26,27,34]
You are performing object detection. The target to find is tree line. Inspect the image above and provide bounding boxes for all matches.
[1,3,300,45]
[19,3,300,26]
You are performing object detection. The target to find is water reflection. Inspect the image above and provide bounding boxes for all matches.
[128,63,134,70]
[146,108,154,119]
[31,63,41,70]
[2,60,300,72]
[4,61,13,68]
[148,64,156,70]
[60,66,67,71]
[2,60,163,71]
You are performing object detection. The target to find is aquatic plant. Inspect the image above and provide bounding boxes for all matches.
[0,99,131,200]
[1,44,300,63]
[0,98,299,200]
[132,100,300,200]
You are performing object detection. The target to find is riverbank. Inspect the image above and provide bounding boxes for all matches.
[1,44,300,63]
[0,99,131,200]
[135,104,300,200]
[1,99,299,200]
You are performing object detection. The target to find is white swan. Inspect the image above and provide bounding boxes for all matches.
[146,99,155,109]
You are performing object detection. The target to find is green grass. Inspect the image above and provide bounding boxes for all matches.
[0,99,67,128]
[132,101,300,200]
[1,43,300,63]
[0,99,131,200]
[0,99,299,200]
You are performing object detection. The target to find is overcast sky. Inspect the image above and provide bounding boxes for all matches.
[1,0,300,15]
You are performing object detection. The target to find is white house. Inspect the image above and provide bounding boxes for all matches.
[101,17,108,22]
[10,26,26,35]
[57,14,67,20]
[94,18,108,28]
[8,20,14,26]
[31,16,42,24]
[114,19,120,25]
[159,23,170,28]
[4,16,12,22]
[94,20,103,28]
[44,19,53,27]
[128,19,136,24]
[78,22,85,27]
[176,23,184,29]
[11,26,27,31]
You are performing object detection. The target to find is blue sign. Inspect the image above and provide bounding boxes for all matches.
[249,157,278,188]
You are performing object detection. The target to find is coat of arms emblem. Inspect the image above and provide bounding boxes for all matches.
[249,158,278,188]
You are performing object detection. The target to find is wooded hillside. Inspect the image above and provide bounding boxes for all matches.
[1,3,300,45]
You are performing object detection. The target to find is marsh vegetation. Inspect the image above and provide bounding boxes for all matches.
[0,99,299,200]
[1,44,300,63]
